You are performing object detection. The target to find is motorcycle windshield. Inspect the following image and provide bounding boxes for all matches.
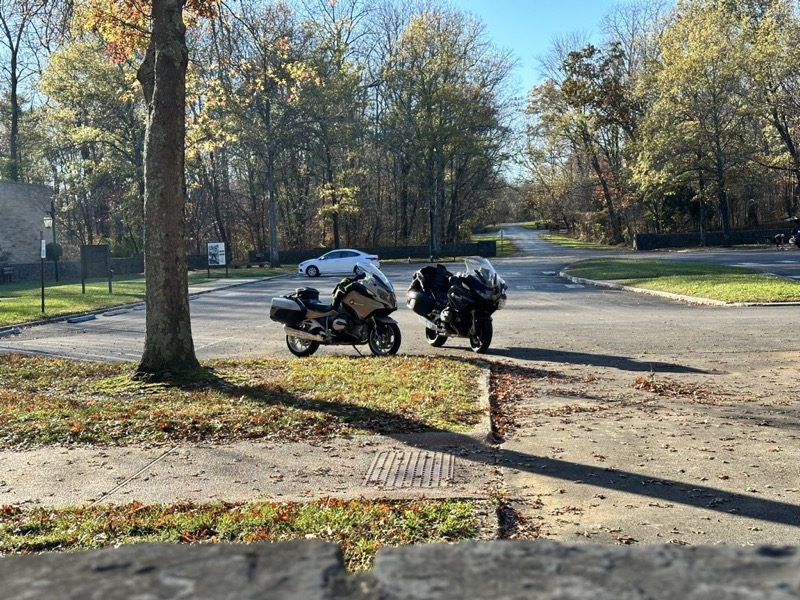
[357,261,394,293]
[464,256,499,288]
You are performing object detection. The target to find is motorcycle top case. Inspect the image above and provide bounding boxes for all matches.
[270,297,306,325]
[406,290,436,316]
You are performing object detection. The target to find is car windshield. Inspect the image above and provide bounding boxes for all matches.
[358,261,393,292]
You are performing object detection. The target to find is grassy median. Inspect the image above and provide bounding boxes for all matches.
[0,498,480,570]
[540,232,621,250]
[564,258,800,303]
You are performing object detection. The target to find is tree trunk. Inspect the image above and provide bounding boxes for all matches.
[8,44,20,180]
[715,149,731,247]
[697,178,707,247]
[266,100,280,268]
[268,153,280,266]
[426,150,441,259]
[135,0,200,378]
[398,155,411,242]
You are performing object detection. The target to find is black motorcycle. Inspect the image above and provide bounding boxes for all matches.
[407,256,506,353]
[270,262,401,357]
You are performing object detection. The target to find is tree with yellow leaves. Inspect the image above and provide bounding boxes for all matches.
[78,0,216,378]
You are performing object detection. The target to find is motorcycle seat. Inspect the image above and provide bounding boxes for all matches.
[306,299,335,313]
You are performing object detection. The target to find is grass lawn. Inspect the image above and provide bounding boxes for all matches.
[0,268,291,328]
[0,498,479,570]
[564,258,800,303]
[472,228,517,257]
[540,232,622,250]
[0,354,483,447]
[0,352,487,567]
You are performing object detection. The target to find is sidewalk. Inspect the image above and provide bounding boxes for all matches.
[493,358,800,546]
[0,367,498,510]
[0,433,496,509]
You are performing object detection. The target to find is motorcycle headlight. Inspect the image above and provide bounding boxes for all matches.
[475,286,494,301]
[375,286,396,308]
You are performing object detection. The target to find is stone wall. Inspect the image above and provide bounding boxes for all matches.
[0,540,796,599]
[0,181,54,264]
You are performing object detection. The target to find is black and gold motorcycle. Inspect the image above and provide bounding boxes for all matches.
[270,262,401,357]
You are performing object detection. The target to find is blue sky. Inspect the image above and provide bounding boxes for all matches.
[457,0,620,95]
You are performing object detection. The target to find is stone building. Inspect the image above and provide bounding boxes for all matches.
[0,181,54,264]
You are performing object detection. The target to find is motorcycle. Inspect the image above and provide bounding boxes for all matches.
[406,256,507,353]
[269,261,401,357]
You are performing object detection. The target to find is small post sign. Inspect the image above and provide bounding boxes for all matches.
[207,242,228,277]
[80,244,112,294]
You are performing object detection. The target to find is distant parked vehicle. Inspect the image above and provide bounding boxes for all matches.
[298,249,379,277]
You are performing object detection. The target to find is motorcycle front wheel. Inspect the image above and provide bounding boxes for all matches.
[368,322,401,356]
[469,319,493,354]
[425,327,447,347]
[286,335,320,357]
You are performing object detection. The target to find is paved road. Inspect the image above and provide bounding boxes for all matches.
[2,227,799,365]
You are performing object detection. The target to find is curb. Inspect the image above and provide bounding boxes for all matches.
[559,272,800,307]
[472,360,497,443]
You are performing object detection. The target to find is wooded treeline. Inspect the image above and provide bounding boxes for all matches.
[1,0,516,262]
[525,0,800,245]
[3,0,800,256]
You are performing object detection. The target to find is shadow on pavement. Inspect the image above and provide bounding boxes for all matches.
[492,347,712,374]
[206,372,800,529]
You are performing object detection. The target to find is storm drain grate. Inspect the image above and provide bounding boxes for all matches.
[363,451,456,488]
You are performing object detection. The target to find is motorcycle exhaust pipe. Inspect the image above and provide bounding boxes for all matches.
[283,326,326,342]
[417,315,440,330]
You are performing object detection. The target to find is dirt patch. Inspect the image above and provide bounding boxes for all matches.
[489,355,800,546]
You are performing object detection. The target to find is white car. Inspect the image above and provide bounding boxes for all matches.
[298,249,380,277]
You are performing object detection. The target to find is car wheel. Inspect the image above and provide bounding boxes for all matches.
[306,265,320,277]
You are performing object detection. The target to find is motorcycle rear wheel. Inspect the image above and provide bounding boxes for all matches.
[286,335,320,357]
[469,320,493,354]
[368,322,401,356]
[425,327,447,347]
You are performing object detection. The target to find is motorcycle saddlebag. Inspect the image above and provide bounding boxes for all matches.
[270,297,306,325]
[406,290,436,316]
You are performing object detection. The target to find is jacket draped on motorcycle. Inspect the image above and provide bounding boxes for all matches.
[407,256,506,353]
